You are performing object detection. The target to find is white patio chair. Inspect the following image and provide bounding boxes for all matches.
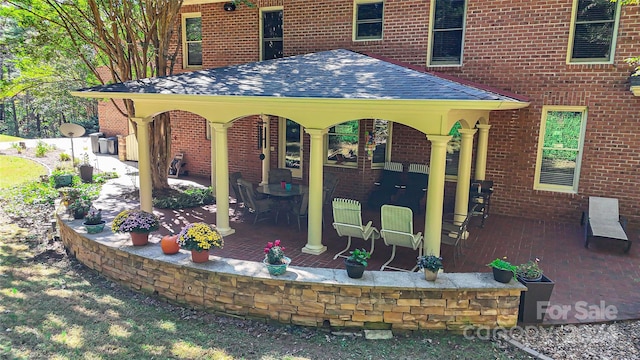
[379,204,423,272]
[332,198,379,259]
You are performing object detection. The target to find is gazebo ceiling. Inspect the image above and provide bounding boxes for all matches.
[72,49,529,133]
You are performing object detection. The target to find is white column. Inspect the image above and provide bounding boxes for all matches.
[454,128,477,224]
[209,122,216,188]
[474,124,491,181]
[302,128,327,255]
[131,117,153,212]
[423,135,451,257]
[210,123,235,236]
[260,115,270,186]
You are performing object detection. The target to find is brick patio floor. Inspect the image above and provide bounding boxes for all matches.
[151,177,639,326]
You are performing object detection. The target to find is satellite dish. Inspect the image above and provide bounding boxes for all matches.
[59,123,86,164]
[60,123,85,138]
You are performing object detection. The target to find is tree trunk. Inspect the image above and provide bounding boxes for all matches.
[150,112,171,189]
[36,113,42,137]
[10,98,19,137]
[0,102,4,126]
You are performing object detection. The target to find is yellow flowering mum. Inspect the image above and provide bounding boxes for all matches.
[177,223,224,251]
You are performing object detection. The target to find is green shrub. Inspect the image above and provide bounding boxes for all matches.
[35,141,49,158]
[93,171,119,184]
[59,153,71,162]
[153,186,215,209]
[10,143,23,153]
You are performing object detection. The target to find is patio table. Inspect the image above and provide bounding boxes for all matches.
[256,184,307,198]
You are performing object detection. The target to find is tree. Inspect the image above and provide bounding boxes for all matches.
[615,0,640,75]
[0,11,97,138]
[6,0,184,190]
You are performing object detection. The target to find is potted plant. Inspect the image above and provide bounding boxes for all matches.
[344,248,370,279]
[263,240,290,276]
[58,187,81,207]
[111,209,160,246]
[177,222,224,263]
[487,257,517,284]
[68,198,91,220]
[78,153,94,183]
[516,258,555,324]
[417,254,443,281]
[51,167,75,188]
[517,258,543,282]
[83,206,105,234]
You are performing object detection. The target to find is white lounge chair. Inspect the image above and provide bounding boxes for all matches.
[582,196,631,253]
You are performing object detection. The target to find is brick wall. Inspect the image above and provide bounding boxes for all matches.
[58,214,524,331]
[99,1,640,225]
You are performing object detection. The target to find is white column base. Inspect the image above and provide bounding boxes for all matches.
[302,245,327,255]
[217,227,236,237]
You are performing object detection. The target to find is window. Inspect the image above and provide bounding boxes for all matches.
[370,120,392,167]
[327,120,359,167]
[568,0,620,63]
[428,0,467,66]
[261,8,283,60]
[354,1,384,41]
[182,13,202,68]
[534,107,588,193]
[279,118,303,178]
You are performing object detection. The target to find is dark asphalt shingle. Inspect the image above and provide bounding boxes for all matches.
[79,49,523,102]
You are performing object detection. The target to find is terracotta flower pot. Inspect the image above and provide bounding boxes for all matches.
[191,249,210,263]
[130,232,150,246]
[424,269,438,281]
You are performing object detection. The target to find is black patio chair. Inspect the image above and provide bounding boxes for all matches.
[366,162,403,209]
[394,163,429,213]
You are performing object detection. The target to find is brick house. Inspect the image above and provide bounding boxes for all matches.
[82,0,640,255]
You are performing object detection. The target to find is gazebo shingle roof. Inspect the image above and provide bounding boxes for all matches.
[79,49,527,103]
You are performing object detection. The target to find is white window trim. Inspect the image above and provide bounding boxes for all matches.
[325,121,360,168]
[426,0,468,67]
[352,0,384,42]
[278,117,303,179]
[370,120,393,169]
[260,6,284,61]
[182,12,202,69]
[566,0,621,65]
[533,106,588,193]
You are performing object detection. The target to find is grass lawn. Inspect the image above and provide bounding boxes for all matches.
[0,134,23,142]
[0,156,48,189]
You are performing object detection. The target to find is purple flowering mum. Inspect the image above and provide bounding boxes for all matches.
[111,209,160,233]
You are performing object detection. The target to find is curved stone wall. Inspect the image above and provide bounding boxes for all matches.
[57,212,525,332]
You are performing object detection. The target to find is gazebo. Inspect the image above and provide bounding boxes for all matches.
[72,49,529,258]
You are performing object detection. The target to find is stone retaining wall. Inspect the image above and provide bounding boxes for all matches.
[58,215,525,332]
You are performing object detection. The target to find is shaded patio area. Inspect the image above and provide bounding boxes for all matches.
[153,175,640,326]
